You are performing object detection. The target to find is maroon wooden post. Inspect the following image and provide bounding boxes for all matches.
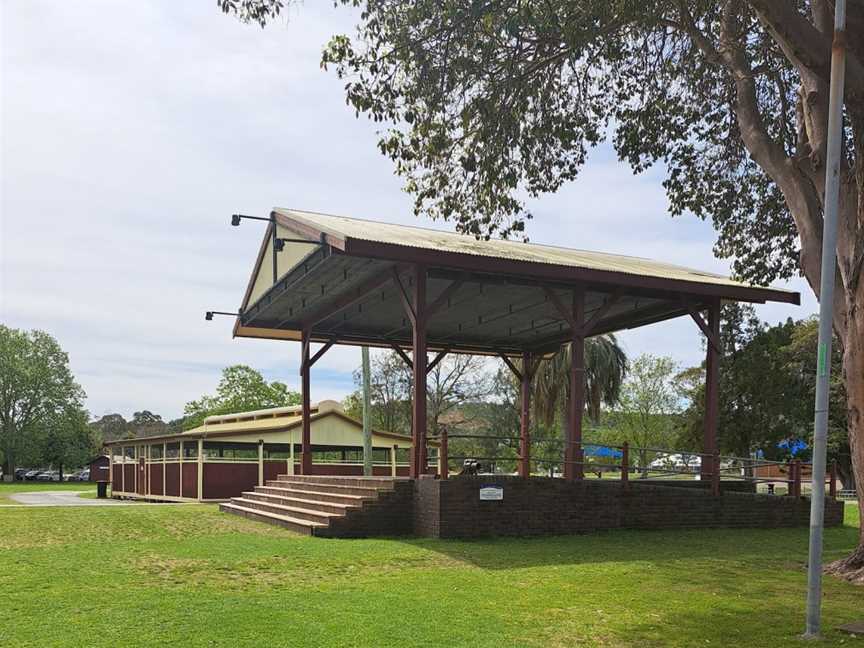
[300,328,312,475]
[793,459,802,497]
[621,441,629,489]
[829,460,837,498]
[701,298,721,478]
[565,287,586,481]
[440,426,448,480]
[711,452,721,497]
[411,265,428,478]
[519,351,532,479]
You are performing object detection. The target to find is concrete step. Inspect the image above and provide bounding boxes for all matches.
[266,480,384,498]
[256,485,370,506]
[240,491,360,515]
[276,475,398,490]
[229,497,338,524]
[219,502,325,535]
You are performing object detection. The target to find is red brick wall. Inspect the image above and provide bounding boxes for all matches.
[410,476,845,539]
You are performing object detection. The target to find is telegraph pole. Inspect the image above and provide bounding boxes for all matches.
[804,0,846,638]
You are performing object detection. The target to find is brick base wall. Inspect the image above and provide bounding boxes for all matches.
[314,476,843,539]
[411,476,844,539]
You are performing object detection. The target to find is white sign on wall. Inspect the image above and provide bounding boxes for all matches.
[479,485,503,501]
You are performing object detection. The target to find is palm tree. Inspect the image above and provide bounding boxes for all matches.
[531,334,628,426]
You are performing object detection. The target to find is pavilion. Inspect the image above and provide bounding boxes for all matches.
[228,208,800,482]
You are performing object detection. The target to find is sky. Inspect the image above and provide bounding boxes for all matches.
[0,1,816,421]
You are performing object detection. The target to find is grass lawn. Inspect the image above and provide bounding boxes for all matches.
[0,482,96,504]
[0,502,860,648]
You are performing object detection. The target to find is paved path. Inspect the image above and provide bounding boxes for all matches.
[6,490,138,506]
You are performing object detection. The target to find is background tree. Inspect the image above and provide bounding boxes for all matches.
[345,351,413,433]
[0,326,85,480]
[612,354,681,477]
[128,410,167,438]
[39,406,97,479]
[183,365,300,429]
[427,355,495,434]
[782,317,851,486]
[679,309,852,485]
[679,304,804,460]
[90,413,132,443]
[221,0,864,572]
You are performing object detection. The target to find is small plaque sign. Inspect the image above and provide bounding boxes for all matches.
[479,485,503,501]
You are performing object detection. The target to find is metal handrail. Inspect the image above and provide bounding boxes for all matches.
[435,436,838,498]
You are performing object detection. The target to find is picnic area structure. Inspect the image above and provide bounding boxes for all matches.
[213,209,843,537]
[103,400,432,502]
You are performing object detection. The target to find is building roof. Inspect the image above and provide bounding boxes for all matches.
[275,209,791,294]
[102,401,427,446]
[233,209,799,355]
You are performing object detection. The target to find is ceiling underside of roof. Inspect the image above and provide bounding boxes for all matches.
[239,249,708,355]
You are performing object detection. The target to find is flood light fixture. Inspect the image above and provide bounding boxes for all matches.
[205,310,240,321]
[230,213,271,226]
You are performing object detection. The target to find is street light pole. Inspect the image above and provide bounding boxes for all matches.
[362,346,373,477]
[804,0,847,638]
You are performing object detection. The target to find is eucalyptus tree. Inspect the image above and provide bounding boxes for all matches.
[220,0,864,574]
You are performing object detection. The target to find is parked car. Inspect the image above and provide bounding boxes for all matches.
[15,468,30,480]
[79,469,90,481]
[36,470,60,482]
[24,469,42,481]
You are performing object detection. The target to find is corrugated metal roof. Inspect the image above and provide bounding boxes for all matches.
[274,208,794,296]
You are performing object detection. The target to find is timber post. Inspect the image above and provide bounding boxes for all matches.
[701,298,721,478]
[440,426,448,480]
[711,452,721,497]
[621,442,629,489]
[197,438,204,501]
[519,351,532,478]
[258,439,264,487]
[300,328,312,475]
[566,287,586,481]
[411,264,428,478]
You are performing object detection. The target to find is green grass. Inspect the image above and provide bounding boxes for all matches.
[0,502,860,648]
[0,482,96,504]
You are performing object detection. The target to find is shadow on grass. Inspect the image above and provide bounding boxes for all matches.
[393,509,859,571]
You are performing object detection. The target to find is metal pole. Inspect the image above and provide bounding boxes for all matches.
[805,0,846,637]
[361,346,373,477]
[271,218,278,283]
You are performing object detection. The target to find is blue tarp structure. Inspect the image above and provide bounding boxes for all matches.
[778,438,808,456]
[585,445,623,459]
[755,439,809,459]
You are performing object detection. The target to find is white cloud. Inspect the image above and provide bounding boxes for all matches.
[0,2,814,419]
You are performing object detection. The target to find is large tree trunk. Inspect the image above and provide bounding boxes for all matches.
[827,303,864,583]
[712,1,864,579]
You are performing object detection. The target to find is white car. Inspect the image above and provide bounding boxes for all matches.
[648,454,702,470]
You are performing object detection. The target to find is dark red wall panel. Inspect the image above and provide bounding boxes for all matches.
[165,463,181,497]
[182,464,198,499]
[149,464,164,496]
[202,463,258,500]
